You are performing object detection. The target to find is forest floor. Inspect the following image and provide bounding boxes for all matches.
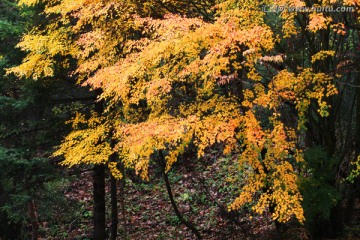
[45,153,360,240]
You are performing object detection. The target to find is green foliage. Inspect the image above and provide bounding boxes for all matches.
[0,147,59,219]
[0,0,32,71]
[166,214,182,226]
[0,2,92,239]
[0,0,25,41]
[347,155,360,183]
[299,146,340,232]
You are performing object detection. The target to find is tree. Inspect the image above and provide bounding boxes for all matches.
[11,0,360,238]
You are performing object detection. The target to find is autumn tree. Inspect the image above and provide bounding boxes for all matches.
[11,0,360,238]
[262,0,360,236]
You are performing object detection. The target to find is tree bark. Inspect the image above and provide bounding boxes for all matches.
[110,175,118,240]
[354,77,360,157]
[93,164,106,240]
[120,163,127,240]
[28,199,39,240]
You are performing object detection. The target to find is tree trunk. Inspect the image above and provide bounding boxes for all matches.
[120,163,127,240]
[354,77,360,158]
[28,199,39,240]
[93,164,106,240]
[110,175,118,240]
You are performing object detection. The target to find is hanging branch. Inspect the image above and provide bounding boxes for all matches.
[158,150,202,239]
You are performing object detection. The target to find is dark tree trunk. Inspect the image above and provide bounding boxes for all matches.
[93,164,106,240]
[120,163,127,240]
[344,77,360,224]
[110,175,118,240]
[92,89,106,240]
[28,199,39,240]
[353,76,360,161]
